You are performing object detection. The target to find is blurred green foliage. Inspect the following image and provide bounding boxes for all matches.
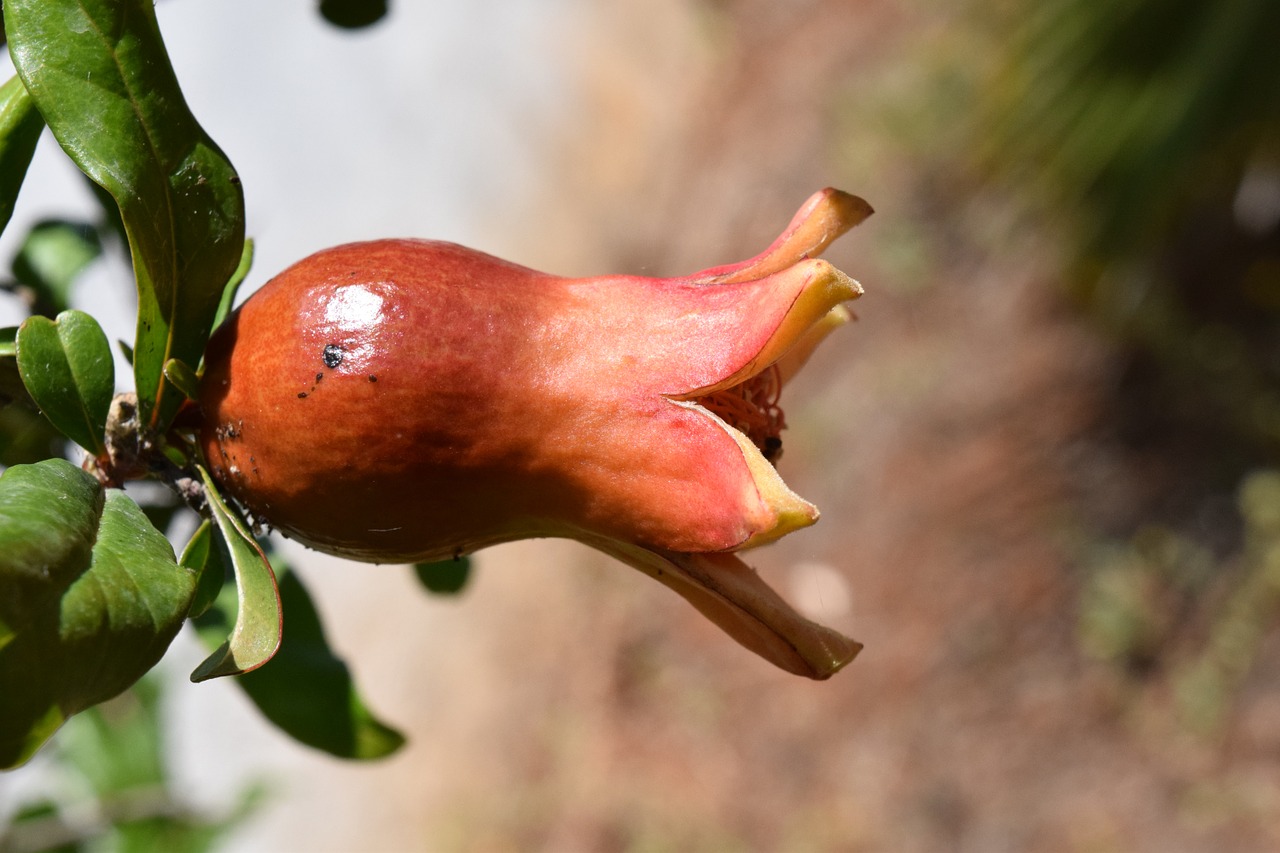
[980,0,1280,471]
[0,677,260,853]
[976,0,1280,730]
[982,0,1280,260]
[1174,471,1280,732]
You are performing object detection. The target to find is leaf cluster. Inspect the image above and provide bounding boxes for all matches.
[0,0,456,773]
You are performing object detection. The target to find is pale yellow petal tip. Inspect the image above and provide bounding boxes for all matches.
[729,425,819,550]
[733,260,862,381]
[787,260,861,334]
[808,259,862,303]
[826,303,855,329]
[846,274,865,299]
[775,304,853,386]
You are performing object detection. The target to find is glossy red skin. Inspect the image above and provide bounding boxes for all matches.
[199,240,792,562]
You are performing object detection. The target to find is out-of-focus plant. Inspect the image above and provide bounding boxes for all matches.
[0,677,261,853]
[974,0,1280,727]
[1174,471,1280,733]
[977,0,1280,464]
[1079,471,1280,732]
[1079,526,1213,676]
[980,0,1280,260]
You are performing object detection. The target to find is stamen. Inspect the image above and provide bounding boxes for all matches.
[695,365,787,463]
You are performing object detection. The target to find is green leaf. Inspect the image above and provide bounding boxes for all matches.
[1,327,69,467]
[58,677,168,795]
[412,556,473,595]
[5,0,245,431]
[15,310,114,456]
[211,238,254,336]
[189,466,281,682]
[195,554,405,760]
[43,677,266,851]
[0,459,196,769]
[319,0,389,30]
[0,74,45,238]
[180,519,228,620]
[9,219,103,318]
[162,358,201,402]
[0,326,23,408]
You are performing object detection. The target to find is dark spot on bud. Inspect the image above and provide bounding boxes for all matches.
[368,374,377,382]
[298,392,308,399]
[316,373,324,382]
[323,344,343,368]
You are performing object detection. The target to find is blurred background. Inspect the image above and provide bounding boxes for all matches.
[4,0,1280,849]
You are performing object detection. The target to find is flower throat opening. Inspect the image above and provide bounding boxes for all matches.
[695,365,787,464]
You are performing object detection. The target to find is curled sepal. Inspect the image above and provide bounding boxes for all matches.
[190,466,282,682]
[195,551,405,760]
[0,459,196,769]
[15,309,114,457]
[697,188,873,285]
[593,538,862,679]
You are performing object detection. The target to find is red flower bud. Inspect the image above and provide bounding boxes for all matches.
[200,189,872,678]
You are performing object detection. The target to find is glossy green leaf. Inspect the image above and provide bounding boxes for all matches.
[0,459,196,769]
[412,556,473,595]
[0,74,44,238]
[195,555,405,760]
[180,519,228,620]
[15,310,114,456]
[190,466,281,682]
[5,0,245,431]
[9,219,103,319]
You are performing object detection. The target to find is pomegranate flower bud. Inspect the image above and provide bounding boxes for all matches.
[200,189,872,679]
